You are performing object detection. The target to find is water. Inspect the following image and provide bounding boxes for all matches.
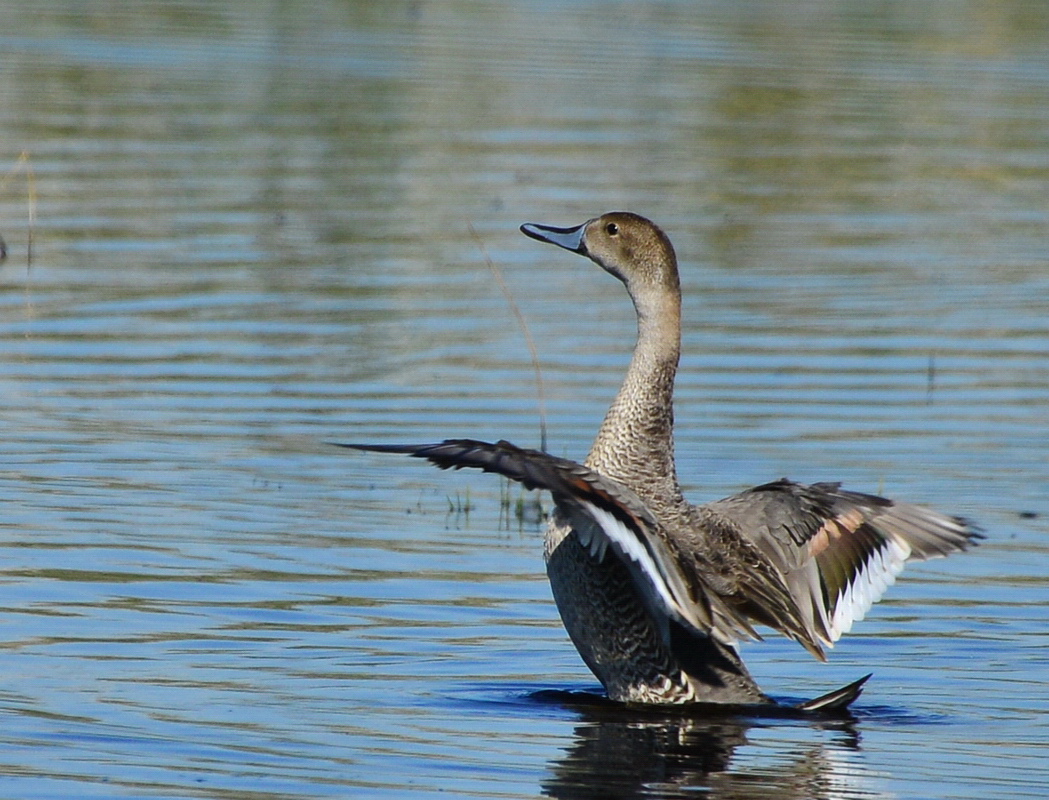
[0,1,1047,798]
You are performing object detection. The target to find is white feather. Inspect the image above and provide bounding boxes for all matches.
[829,539,910,640]
[582,502,680,614]
[574,515,609,561]
[574,500,725,642]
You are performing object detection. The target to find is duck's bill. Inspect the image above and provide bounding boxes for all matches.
[520,222,586,254]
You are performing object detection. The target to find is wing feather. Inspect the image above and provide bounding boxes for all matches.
[705,479,981,650]
[339,439,758,647]
[341,441,981,659]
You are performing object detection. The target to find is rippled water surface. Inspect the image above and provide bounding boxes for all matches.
[1,2,1047,798]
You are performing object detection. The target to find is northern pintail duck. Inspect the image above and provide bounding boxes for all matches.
[345,212,980,709]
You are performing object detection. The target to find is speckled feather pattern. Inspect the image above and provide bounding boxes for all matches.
[531,212,979,704]
[348,212,980,707]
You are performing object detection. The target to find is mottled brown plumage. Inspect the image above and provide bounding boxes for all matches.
[521,212,979,705]
[344,212,980,708]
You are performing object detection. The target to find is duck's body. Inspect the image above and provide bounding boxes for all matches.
[545,515,767,704]
[346,212,980,707]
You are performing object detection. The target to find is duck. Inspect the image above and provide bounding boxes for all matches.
[343,212,980,710]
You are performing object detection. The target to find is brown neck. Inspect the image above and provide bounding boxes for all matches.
[586,291,683,507]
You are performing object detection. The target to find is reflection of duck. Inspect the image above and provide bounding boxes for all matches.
[344,212,980,707]
[539,695,870,800]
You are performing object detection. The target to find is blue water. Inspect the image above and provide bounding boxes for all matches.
[0,2,1047,798]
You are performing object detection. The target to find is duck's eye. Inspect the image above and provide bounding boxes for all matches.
[605,222,619,236]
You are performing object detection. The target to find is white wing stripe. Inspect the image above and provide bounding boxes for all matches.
[828,539,910,640]
[582,501,680,612]
[579,500,713,638]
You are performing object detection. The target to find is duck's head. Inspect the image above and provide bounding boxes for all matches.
[520,212,680,298]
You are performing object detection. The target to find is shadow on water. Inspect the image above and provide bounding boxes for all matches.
[528,690,870,800]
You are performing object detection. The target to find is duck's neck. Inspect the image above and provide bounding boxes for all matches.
[586,295,683,507]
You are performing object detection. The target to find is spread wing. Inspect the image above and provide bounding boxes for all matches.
[703,478,981,657]
[339,439,758,647]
